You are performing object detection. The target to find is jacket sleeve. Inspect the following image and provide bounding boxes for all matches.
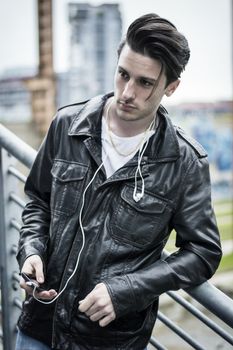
[16,118,57,270]
[105,156,222,318]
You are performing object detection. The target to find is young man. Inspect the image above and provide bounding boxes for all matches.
[16,13,222,350]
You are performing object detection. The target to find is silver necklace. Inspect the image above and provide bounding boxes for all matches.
[106,100,155,157]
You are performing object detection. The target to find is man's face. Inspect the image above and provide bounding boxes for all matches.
[113,44,179,124]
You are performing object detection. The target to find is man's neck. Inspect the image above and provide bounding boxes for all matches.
[104,98,157,137]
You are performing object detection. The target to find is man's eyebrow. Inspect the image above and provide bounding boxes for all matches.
[118,66,128,73]
[118,65,158,83]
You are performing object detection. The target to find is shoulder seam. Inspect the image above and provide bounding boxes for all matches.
[176,126,207,158]
[57,99,90,112]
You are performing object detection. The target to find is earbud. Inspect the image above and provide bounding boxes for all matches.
[133,192,143,202]
[132,118,155,203]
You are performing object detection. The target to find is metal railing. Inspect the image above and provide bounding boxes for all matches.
[0,123,233,350]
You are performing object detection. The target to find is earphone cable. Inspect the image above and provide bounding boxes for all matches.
[33,159,105,304]
[133,118,155,202]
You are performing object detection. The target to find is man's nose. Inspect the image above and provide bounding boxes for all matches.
[122,80,136,100]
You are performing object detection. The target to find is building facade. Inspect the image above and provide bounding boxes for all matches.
[67,3,122,103]
[0,76,32,123]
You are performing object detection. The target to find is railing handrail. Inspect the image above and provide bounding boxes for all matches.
[187,281,233,327]
[0,123,36,168]
[162,251,233,329]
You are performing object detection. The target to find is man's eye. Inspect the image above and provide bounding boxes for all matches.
[140,79,153,87]
[119,70,129,80]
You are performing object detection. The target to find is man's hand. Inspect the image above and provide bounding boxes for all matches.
[78,283,116,327]
[20,255,57,300]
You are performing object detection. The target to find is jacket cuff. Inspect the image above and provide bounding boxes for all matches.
[16,246,46,271]
[104,259,178,317]
[104,275,137,318]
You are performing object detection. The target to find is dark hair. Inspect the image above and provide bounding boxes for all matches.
[118,13,190,86]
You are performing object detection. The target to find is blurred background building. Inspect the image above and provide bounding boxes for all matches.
[168,101,233,200]
[57,3,122,106]
[0,1,122,133]
[64,2,122,103]
[0,73,32,124]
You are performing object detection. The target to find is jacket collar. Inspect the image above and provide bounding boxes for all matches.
[148,106,180,161]
[68,93,180,161]
[68,93,110,138]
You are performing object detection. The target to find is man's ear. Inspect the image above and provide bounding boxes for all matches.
[165,79,180,97]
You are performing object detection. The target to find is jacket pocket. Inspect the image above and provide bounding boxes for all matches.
[50,160,88,215]
[110,185,168,248]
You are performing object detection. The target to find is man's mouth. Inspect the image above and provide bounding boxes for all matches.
[118,100,137,110]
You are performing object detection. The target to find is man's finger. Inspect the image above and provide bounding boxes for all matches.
[99,313,116,327]
[21,255,45,284]
[19,279,31,292]
[85,304,100,317]
[78,294,94,312]
[33,258,44,284]
[36,289,57,300]
[89,307,110,322]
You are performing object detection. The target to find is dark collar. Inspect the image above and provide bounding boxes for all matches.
[68,93,111,138]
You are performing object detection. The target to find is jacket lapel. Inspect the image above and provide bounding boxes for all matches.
[68,93,180,163]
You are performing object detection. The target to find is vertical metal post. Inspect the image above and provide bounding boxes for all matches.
[0,148,23,350]
[0,147,11,350]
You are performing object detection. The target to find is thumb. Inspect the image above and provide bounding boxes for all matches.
[33,257,44,284]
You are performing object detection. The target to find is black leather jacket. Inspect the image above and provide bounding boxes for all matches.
[17,93,222,350]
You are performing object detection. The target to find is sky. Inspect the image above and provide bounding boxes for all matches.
[0,0,232,104]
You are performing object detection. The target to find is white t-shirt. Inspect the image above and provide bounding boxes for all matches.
[101,116,155,178]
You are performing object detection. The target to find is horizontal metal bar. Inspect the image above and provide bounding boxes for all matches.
[186,281,233,329]
[0,123,36,169]
[10,218,21,232]
[167,290,233,345]
[12,271,20,283]
[157,311,206,350]
[162,249,233,329]
[9,192,26,209]
[11,244,18,255]
[8,165,27,183]
[13,298,22,310]
[149,336,168,350]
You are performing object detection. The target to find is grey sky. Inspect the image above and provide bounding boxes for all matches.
[0,0,232,103]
